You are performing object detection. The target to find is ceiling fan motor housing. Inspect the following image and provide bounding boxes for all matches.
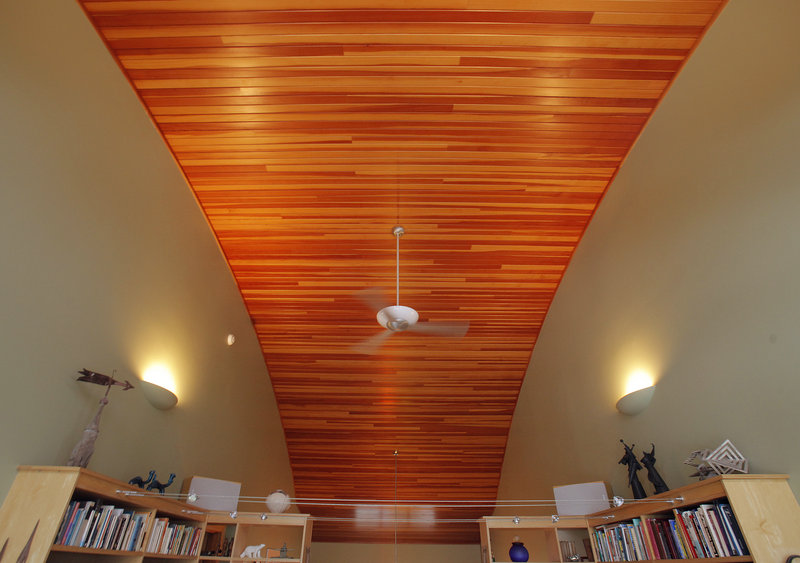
[377,305,419,332]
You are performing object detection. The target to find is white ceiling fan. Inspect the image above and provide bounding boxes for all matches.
[352,226,469,355]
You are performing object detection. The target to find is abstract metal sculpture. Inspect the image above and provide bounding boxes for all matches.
[640,444,669,494]
[67,369,134,468]
[619,440,647,499]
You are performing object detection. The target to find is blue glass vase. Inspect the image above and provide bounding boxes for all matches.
[509,541,529,562]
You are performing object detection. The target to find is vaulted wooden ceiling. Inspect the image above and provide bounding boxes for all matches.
[77,0,726,544]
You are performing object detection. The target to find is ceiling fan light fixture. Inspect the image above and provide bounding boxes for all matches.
[377,305,419,332]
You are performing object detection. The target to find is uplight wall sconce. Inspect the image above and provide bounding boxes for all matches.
[616,370,655,415]
[616,386,655,415]
[141,364,178,410]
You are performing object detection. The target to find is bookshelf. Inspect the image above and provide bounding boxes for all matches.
[0,466,206,563]
[479,516,593,563]
[586,474,800,563]
[199,512,312,563]
[480,475,800,563]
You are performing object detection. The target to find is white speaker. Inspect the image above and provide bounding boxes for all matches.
[182,475,241,512]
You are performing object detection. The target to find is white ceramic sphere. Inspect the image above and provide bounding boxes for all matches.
[266,489,290,513]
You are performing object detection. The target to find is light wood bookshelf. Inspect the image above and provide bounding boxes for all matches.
[199,512,312,563]
[586,474,800,563]
[479,515,592,563]
[480,475,800,563]
[0,466,206,563]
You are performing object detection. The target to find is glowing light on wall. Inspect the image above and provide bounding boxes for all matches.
[616,369,655,415]
[141,364,178,410]
[624,369,654,395]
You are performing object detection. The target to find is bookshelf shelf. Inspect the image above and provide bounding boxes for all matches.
[50,544,145,555]
[479,516,593,563]
[199,513,311,563]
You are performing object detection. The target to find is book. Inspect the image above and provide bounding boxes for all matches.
[672,509,697,558]
[709,505,735,556]
[134,512,151,551]
[127,514,144,551]
[668,519,687,559]
[110,512,130,551]
[76,504,99,548]
[643,518,662,559]
[630,519,649,560]
[659,519,679,559]
[693,507,719,557]
[718,503,749,556]
[647,517,675,559]
[101,507,125,550]
[65,505,87,546]
[158,523,174,554]
[87,504,113,549]
[679,510,706,558]
[55,500,79,545]
[698,504,729,556]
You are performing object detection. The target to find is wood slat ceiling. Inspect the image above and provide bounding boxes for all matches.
[77,0,726,544]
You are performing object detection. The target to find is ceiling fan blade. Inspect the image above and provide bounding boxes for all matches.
[408,320,469,338]
[351,329,394,355]
[355,287,391,313]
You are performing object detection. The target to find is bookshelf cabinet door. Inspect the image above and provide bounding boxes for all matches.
[0,467,79,563]
[724,477,800,562]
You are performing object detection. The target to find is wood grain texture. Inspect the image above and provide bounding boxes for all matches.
[76,0,727,544]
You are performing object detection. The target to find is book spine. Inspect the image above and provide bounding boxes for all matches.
[719,503,749,556]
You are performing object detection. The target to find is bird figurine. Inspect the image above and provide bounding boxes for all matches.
[129,470,156,489]
[147,473,176,494]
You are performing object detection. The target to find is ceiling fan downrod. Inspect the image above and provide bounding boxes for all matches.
[376,225,418,332]
[392,225,404,307]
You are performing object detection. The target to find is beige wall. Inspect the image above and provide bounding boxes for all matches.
[4,0,798,558]
[0,0,293,502]
[311,542,481,563]
[499,0,800,507]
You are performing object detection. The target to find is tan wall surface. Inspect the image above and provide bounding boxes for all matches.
[0,0,294,503]
[499,0,800,508]
[311,542,481,563]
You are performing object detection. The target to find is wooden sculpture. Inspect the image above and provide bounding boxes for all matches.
[67,369,133,468]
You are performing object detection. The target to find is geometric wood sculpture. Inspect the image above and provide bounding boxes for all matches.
[706,439,749,475]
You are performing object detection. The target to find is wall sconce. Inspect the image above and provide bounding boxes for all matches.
[141,364,178,410]
[616,370,655,415]
[616,385,655,415]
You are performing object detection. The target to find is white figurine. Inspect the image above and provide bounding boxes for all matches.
[240,544,266,559]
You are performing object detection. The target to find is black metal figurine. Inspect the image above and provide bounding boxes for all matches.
[147,473,176,495]
[640,444,670,494]
[619,439,647,499]
[129,470,156,489]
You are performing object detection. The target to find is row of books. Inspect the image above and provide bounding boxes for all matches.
[594,501,748,561]
[54,500,150,552]
[144,517,202,556]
